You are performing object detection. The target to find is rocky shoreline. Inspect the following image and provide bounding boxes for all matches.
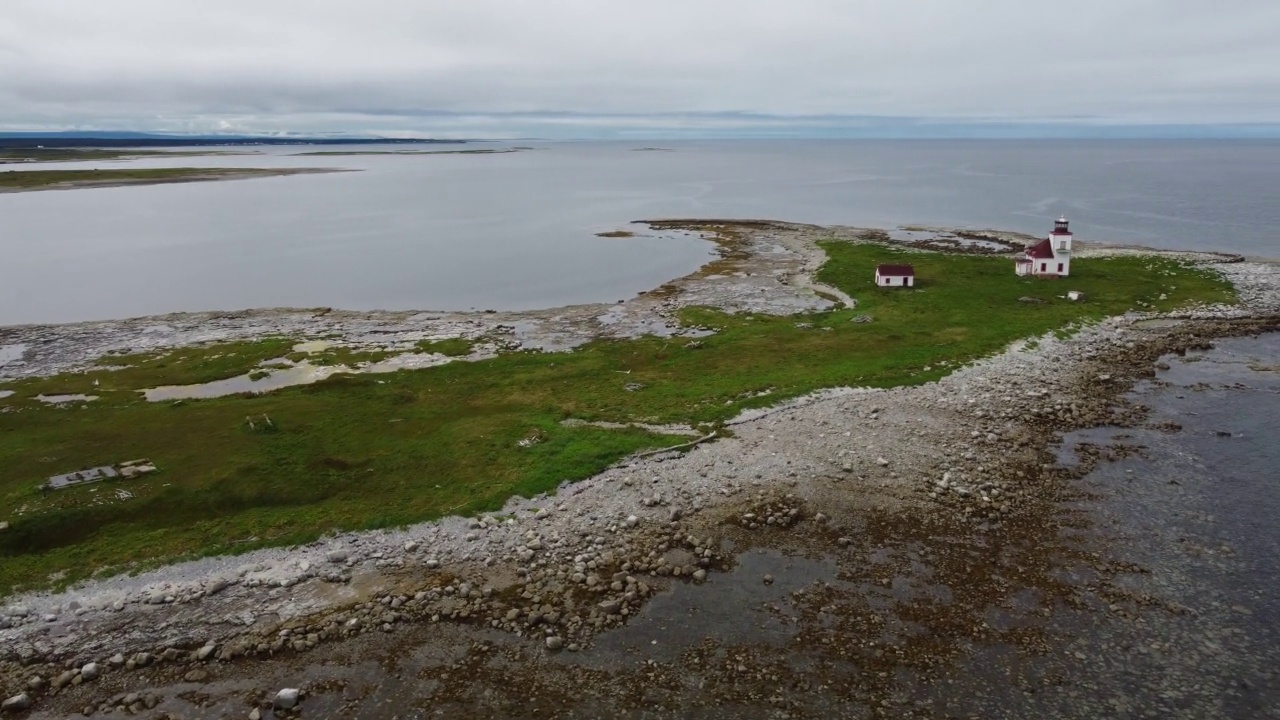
[2,222,1278,718]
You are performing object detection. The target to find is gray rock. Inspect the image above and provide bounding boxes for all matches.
[80,662,100,681]
[403,541,419,552]
[52,670,76,689]
[326,549,349,563]
[107,653,125,667]
[624,515,639,528]
[545,636,565,651]
[206,578,231,595]
[692,569,708,582]
[249,708,262,720]
[273,688,301,710]
[196,644,218,661]
[2,694,32,713]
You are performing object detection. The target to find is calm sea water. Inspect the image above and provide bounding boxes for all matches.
[2,140,1278,326]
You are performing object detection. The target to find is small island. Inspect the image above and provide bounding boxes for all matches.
[0,167,349,193]
[292,147,530,156]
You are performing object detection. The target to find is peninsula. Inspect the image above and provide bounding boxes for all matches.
[1,221,1277,718]
[0,167,349,193]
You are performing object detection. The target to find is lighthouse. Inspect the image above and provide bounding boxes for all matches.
[1014,216,1074,277]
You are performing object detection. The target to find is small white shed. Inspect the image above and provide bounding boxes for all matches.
[875,264,915,288]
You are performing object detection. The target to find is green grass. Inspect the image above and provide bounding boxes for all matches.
[3,339,297,401]
[417,338,475,357]
[0,243,1235,595]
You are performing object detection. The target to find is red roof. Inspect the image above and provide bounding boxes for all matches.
[1024,238,1056,259]
[876,264,915,276]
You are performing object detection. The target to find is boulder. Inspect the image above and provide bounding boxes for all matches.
[274,688,301,710]
[80,662,100,681]
[52,670,76,689]
[196,644,218,661]
[2,694,32,713]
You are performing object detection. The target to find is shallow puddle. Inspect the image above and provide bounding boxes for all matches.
[292,340,333,353]
[35,393,98,404]
[579,549,839,666]
[141,352,460,401]
[142,363,338,401]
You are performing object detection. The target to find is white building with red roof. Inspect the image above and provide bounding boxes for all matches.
[1015,217,1074,277]
[875,263,915,287]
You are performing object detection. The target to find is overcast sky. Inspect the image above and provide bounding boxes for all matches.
[2,0,1278,137]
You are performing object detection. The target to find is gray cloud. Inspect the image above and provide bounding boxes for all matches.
[1,0,1278,135]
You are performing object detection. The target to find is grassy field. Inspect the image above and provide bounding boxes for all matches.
[0,243,1235,595]
[0,167,300,191]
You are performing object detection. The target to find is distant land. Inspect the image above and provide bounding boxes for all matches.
[0,131,461,149]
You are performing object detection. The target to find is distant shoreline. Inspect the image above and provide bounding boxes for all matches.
[292,147,530,157]
[0,166,353,193]
[0,134,463,150]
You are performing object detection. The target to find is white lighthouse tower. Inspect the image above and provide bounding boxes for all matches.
[1014,216,1074,277]
[1050,216,1073,275]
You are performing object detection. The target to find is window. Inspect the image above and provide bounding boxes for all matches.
[1041,263,1047,272]
[1059,240,1067,250]
[1058,263,1064,273]
[903,277,909,286]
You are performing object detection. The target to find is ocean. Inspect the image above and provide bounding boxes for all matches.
[2,139,1278,326]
